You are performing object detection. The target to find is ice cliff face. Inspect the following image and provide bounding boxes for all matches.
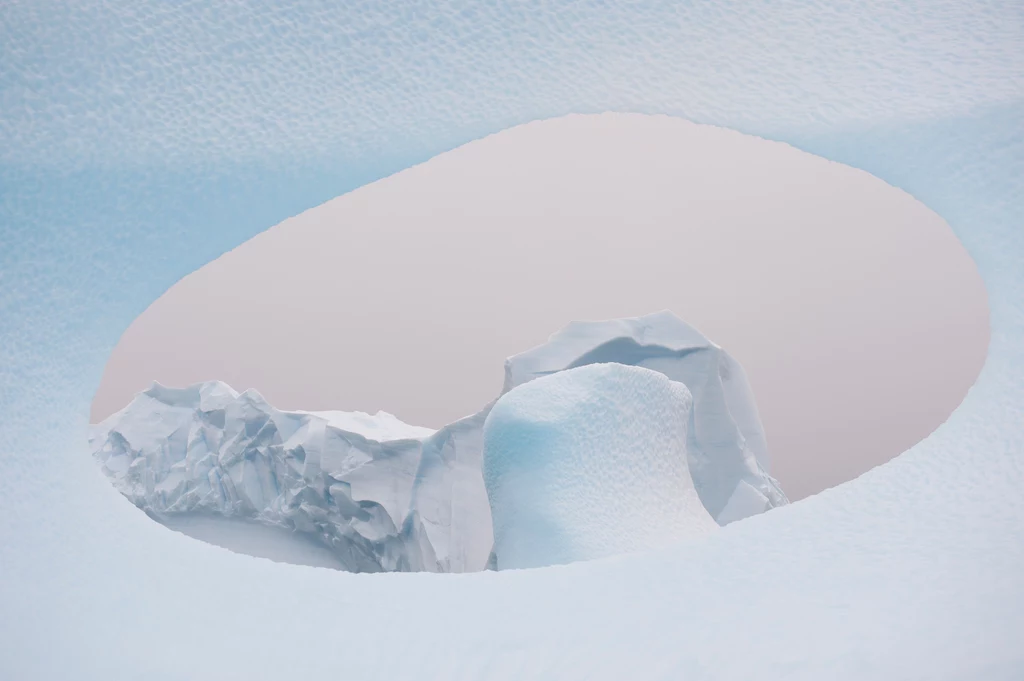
[91,311,786,572]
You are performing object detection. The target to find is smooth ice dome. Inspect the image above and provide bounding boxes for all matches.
[484,363,717,569]
[503,311,788,522]
[91,311,786,572]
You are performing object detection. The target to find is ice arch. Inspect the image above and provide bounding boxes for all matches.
[1,2,1021,681]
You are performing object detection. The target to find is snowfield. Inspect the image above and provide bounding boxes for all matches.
[1,1,1022,680]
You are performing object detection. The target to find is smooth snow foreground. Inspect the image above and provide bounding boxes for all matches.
[484,363,717,569]
[91,312,785,572]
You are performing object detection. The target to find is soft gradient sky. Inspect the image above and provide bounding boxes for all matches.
[92,114,989,501]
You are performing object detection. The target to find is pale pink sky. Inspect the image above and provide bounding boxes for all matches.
[92,114,989,501]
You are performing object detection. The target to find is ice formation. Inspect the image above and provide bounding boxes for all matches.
[91,381,490,572]
[502,311,788,521]
[483,363,717,569]
[3,4,1021,674]
[91,311,785,571]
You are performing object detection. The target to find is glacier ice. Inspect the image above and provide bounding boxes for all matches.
[91,311,786,572]
[483,362,717,569]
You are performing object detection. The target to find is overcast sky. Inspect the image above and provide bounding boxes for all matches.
[92,114,989,501]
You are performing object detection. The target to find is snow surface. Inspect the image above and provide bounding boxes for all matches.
[1,3,1022,678]
[484,363,717,569]
[91,312,782,572]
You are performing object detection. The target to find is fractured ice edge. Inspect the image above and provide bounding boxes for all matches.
[90,310,787,572]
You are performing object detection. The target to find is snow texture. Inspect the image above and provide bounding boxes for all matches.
[1,2,1021,167]
[1,2,1022,678]
[484,363,717,569]
[91,312,782,572]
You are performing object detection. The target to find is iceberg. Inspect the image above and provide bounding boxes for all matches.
[91,311,786,572]
[483,362,718,569]
[501,311,788,521]
[90,378,499,572]
[90,381,446,572]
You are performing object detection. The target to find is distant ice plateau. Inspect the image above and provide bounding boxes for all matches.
[91,311,787,572]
